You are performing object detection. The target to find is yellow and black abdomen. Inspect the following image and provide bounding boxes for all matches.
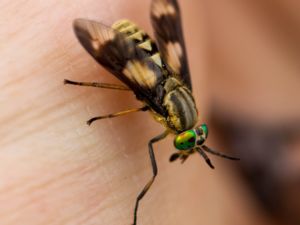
[111,20,169,116]
[112,20,163,69]
[112,20,198,133]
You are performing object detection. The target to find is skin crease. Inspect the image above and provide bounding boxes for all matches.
[1,0,299,225]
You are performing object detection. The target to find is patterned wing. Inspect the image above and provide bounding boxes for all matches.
[150,0,192,90]
[73,18,166,115]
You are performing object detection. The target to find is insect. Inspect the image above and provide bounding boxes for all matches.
[64,0,239,224]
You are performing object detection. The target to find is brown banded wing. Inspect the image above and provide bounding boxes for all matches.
[73,19,167,116]
[150,0,192,90]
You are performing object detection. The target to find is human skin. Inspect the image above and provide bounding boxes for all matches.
[2,0,297,225]
[0,1,225,225]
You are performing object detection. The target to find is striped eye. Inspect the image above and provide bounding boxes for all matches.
[174,129,196,150]
[195,124,208,145]
[200,124,208,139]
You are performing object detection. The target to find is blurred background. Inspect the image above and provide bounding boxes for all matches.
[1,0,299,224]
[200,1,300,225]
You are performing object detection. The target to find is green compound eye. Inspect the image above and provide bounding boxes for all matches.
[174,129,196,150]
[195,124,209,146]
[200,124,208,139]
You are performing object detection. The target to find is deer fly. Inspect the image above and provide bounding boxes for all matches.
[64,0,239,224]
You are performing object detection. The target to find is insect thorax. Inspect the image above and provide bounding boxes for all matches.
[162,77,198,133]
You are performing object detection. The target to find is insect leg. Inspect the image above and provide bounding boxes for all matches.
[64,79,130,90]
[132,131,169,225]
[202,145,240,160]
[87,106,149,125]
[195,147,215,169]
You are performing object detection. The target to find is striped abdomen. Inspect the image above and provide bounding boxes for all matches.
[112,19,163,69]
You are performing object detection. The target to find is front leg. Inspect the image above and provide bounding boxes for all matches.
[132,131,169,225]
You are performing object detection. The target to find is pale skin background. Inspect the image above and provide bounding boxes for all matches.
[1,0,299,225]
